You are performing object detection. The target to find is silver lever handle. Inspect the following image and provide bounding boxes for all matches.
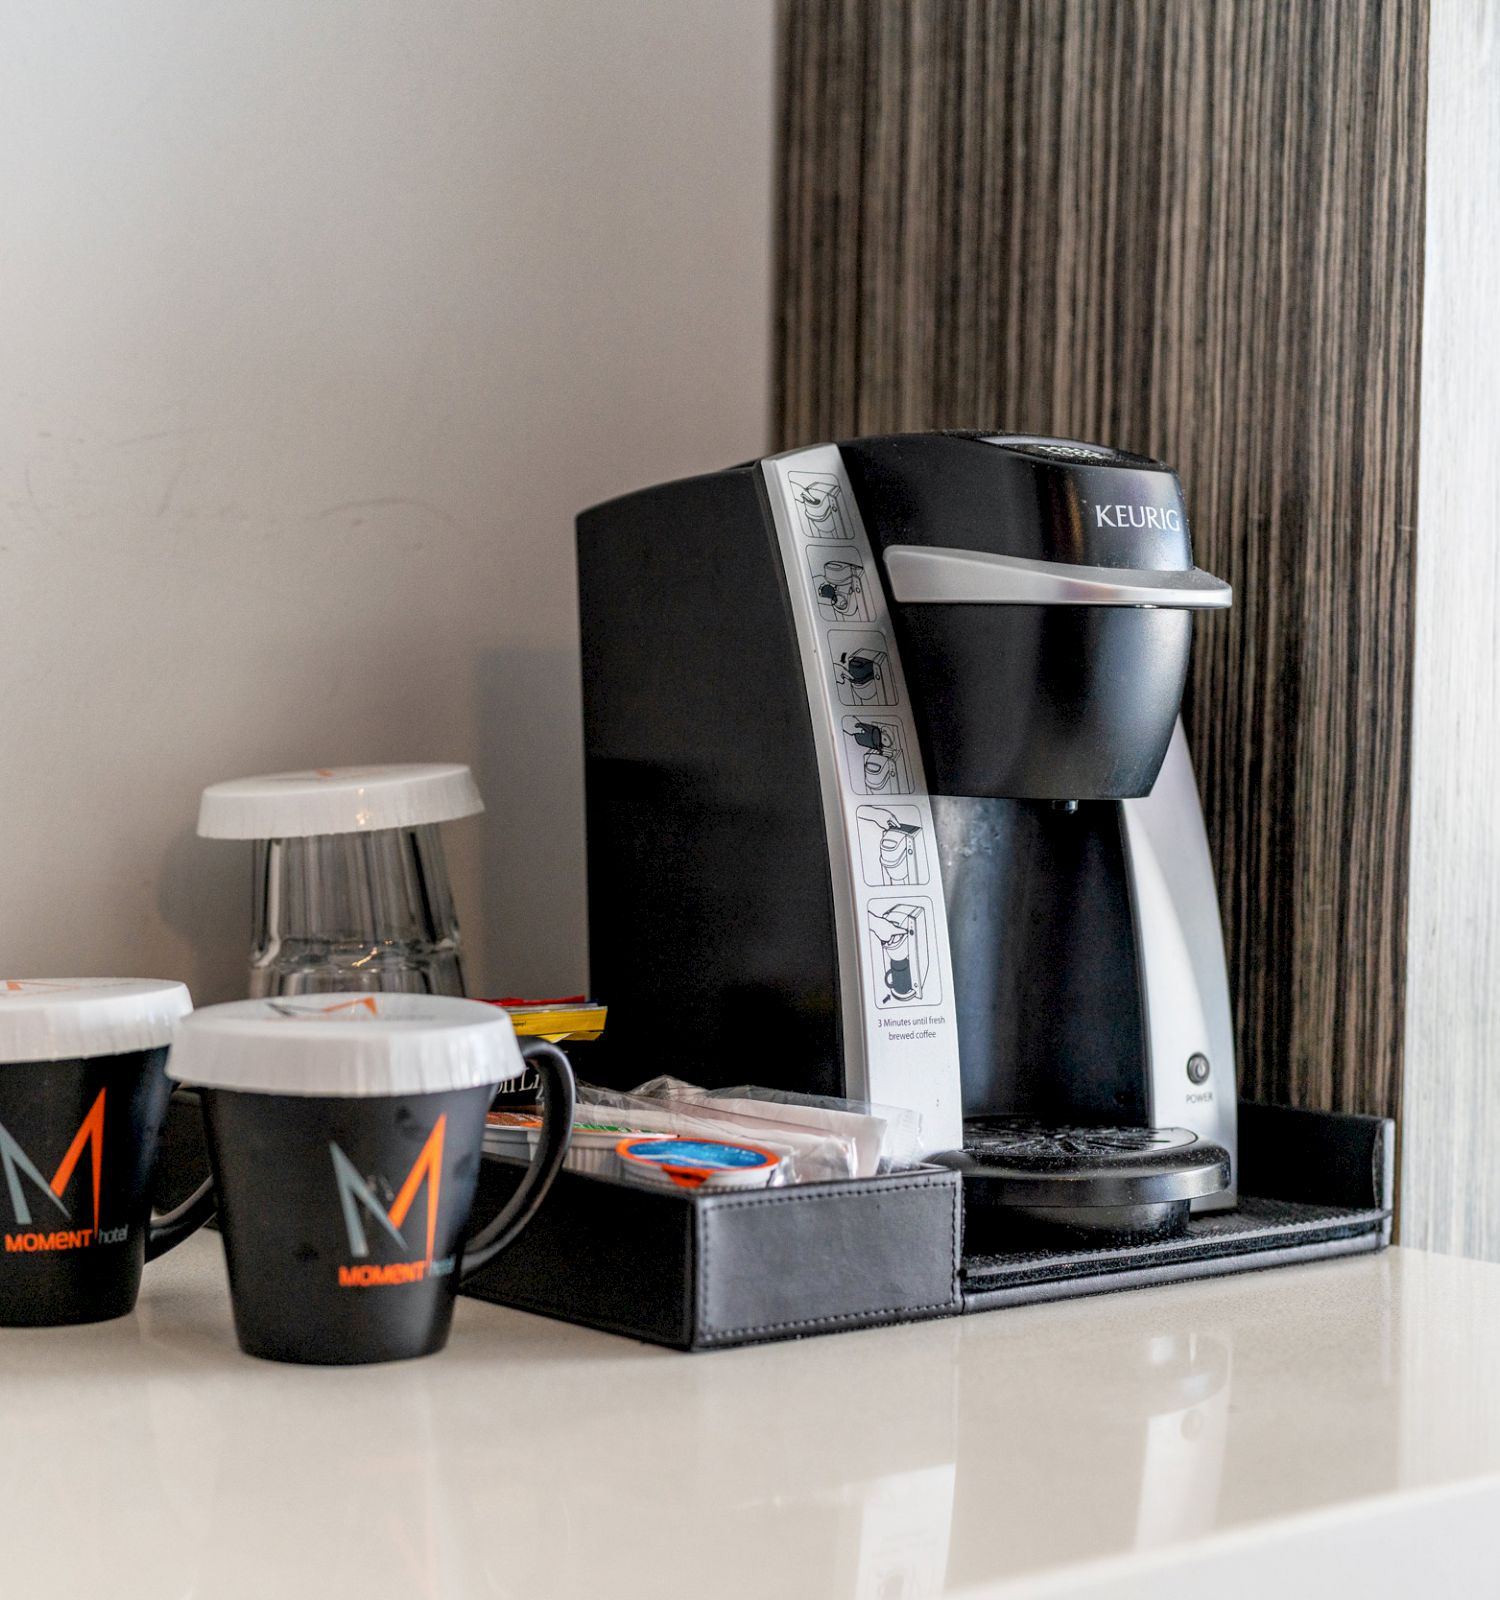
[882,545,1232,609]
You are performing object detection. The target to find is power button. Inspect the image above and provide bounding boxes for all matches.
[1186,1053,1211,1085]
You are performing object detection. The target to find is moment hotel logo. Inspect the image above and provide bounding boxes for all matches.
[331,1117,451,1289]
[0,1089,124,1253]
[271,997,454,1289]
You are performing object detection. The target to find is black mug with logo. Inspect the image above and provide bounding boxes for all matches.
[0,980,215,1327]
[168,994,575,1365]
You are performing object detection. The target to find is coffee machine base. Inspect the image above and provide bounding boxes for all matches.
[462,1101,1392,1351]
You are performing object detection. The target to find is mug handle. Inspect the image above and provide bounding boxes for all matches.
[459,1037,575,1280]
[146,1173,216,1262]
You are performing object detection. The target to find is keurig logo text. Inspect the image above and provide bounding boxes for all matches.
[0,1089,125,1252]
[1093,503,1183,531]
[329,1117,456,1288]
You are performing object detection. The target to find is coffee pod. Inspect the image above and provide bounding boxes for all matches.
[0,979,207,1326]
[616,1136,783,1193]
[168,993,575,1365]
[548,1121,672,1176]
[486,1111,667,1177]
[483,1108,539,1160]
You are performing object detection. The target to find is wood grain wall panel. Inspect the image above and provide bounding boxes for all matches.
[775,0,1426,1120]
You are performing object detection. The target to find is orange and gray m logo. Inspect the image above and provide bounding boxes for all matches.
[0,1089,106,1230]
[330,1117,445,1267]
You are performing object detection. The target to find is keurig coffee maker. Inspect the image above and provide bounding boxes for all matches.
[577,434,1237,1241]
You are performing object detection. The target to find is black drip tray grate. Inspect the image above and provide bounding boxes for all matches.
[962,1195,1389,1310]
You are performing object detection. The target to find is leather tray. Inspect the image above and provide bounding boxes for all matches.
[461,1101,1392,1349]
[462,1161,963,1350]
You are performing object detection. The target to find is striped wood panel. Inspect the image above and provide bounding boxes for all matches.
[776,0,1427,1120]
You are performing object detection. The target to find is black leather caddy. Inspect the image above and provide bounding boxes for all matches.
[461,1102,1392,1351]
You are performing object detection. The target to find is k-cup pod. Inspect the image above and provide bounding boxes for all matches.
[550,1121,670,1176]
[0,979,213,1327]
[167,993,573,1366]
[616,1137,783,1193]
[482,1109,538,1159]
[485,1110,666,1177]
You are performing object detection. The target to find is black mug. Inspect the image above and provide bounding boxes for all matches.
[195,1037,573,1365]
[0,1045,214,1327]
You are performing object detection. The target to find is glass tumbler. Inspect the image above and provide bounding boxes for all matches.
[198,764,484,998]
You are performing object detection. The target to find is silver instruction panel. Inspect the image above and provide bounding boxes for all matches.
[762,446,963,1154]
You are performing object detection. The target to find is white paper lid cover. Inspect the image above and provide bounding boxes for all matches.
[166,994,526,1097]
[197,764,483,839]
[0,980,193,1065]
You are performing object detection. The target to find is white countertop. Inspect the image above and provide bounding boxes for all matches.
[7,1236,1500,1598]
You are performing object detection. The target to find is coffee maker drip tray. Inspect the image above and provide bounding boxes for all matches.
[936,1120,1231,1247]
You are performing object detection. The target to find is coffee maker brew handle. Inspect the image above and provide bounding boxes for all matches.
[459,1038,576,1279]
[883,545,1232,609]
[145,1176,216,1261]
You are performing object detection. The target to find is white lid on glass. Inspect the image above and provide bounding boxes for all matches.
[0,979,193,1065]
[166,993,526,1097]
[197,764,484,840]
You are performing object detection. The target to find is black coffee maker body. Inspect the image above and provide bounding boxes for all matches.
[576,434,1236,1215]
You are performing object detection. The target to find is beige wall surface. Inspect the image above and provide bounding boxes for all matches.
[0,2,773,1002]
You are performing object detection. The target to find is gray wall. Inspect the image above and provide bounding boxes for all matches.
[0,1,774,1003]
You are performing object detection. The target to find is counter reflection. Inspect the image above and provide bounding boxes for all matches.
[35,1245,1500,1599]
